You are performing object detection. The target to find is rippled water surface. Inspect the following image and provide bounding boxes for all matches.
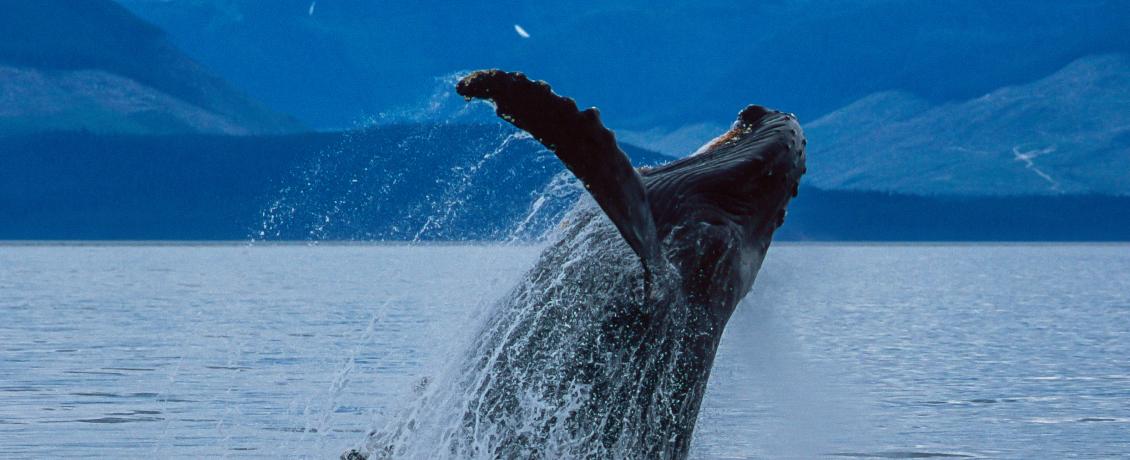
[2,244,1128,458]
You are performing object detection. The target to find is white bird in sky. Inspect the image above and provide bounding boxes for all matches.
[514,24,530,38]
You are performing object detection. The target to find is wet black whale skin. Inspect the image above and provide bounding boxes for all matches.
[457,69,805,314]
[344,70,806,460]
[454,70,807,458]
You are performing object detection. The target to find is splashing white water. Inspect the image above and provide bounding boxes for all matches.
[250,83,834,459]
[411,131,532,242]
[253,95,571,243]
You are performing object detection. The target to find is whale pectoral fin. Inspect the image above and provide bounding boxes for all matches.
[457,70,662,272]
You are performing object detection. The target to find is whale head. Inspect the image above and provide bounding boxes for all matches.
[642,105,806,249]
[452,69,804,311]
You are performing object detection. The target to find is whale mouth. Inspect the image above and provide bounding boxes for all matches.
[677,105,805,184]
[712,106,805,174]
[642,105,805,228]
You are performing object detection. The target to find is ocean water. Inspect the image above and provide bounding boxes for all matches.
[1,243,1128,459]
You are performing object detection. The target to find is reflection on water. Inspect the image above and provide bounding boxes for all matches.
[1,244,1128,458]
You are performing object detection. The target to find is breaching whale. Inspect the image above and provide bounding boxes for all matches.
[351,70,806,459]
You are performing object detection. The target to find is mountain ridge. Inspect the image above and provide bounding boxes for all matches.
[805,54,1130,196]
[0,0,302,135]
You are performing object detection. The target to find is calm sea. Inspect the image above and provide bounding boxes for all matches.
[1,244,1128,459]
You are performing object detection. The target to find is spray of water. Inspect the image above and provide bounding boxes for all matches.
[254,91,575,243]
[410,131,532,242]
[251,80,849,459]
[314,308,384,453]
[338,194,801,460]
[249,82,600,458]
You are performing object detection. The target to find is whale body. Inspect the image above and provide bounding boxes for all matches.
[354,70,806,460]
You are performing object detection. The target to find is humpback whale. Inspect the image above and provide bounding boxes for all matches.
[352,70,805,459]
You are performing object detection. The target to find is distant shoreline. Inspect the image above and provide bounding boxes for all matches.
[4,130,1128,243]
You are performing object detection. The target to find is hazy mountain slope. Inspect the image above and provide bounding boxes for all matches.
[805,54,1130,195]
[115,0,1130,131]
[0,124,670,240]
[695,1,1130,127]
[0,0,302,135]
[3,124,1127,241]
[0,66,262,135]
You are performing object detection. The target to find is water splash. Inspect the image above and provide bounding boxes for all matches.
[249,81,758,459]
[506,171,583,242]
[253,95,577,243]
[250,89,598,457]
[253,109,701,457]
[410,130,532,242]
[342,200,753,459]
[308,302,389,454]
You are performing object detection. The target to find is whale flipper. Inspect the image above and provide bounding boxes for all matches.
[457,70,661,274]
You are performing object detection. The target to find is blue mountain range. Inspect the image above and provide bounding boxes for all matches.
[1,0,1128,240]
